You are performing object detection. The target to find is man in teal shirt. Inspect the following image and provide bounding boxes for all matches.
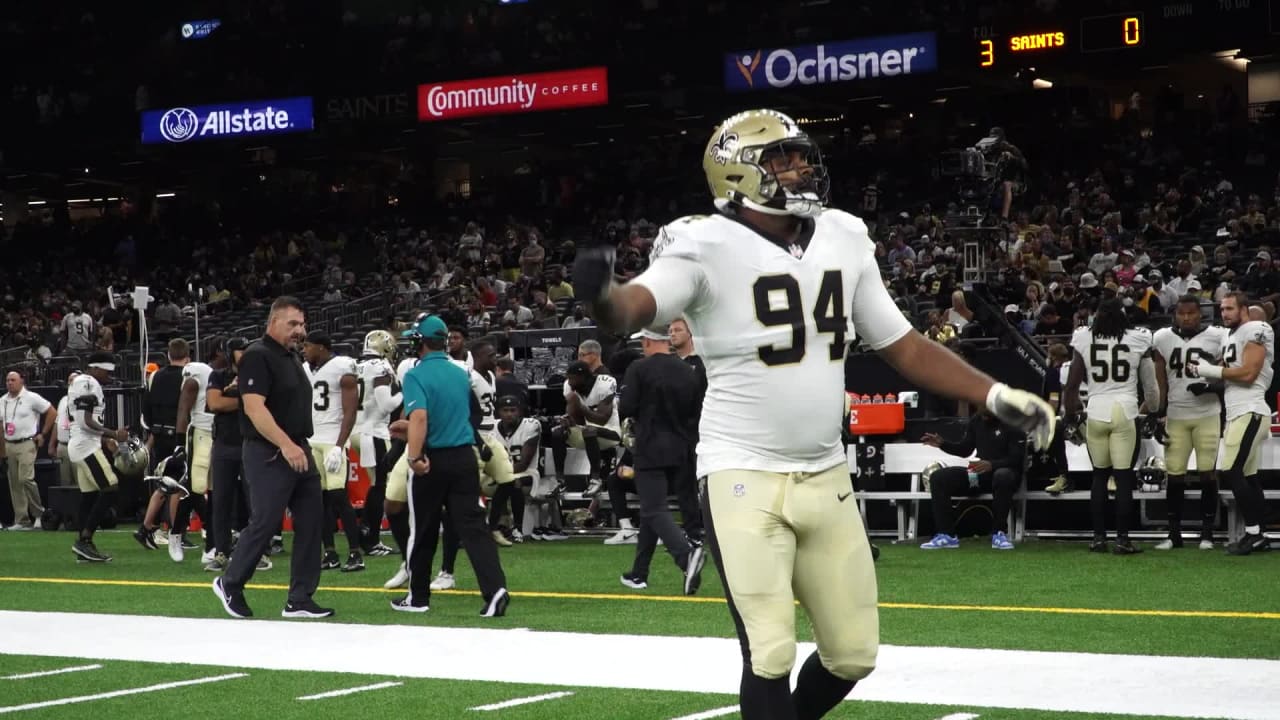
[393,315,509,617]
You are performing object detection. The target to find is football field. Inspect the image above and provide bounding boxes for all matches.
[0,530,1277,719]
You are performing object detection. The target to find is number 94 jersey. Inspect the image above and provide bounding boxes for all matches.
[1070,326,1153,421]
[630,208,912,478]
[1151,326,1227,420]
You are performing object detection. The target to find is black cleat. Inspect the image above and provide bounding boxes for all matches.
[480,588,510,617]
[1113,540,1143,555]
[212,577,253,619]
[268,536,285,556]
[133,526,158,550]
[619,573,648,590]
[390,596,430,614]
[683,545,706,596]
[1089,539,1109,553]
[1226,532,1271,556]
[282,600,335,619]
[321,550,341,570]
[341,551,365,573]
[72,539,111,563]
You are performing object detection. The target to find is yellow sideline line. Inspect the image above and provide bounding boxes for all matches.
[1,575,1278,620]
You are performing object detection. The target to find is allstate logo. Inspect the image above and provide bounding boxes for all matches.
[181,23,194,39]
[158,108,199,143]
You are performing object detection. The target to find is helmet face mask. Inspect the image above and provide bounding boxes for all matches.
[704,109,829,218]
[112,436,151,477]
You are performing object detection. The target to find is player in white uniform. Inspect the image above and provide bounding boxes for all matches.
[1187,292,1275,555]
[1065,298,1157,555]
[1152,295,1227,550]
[570,108,1054,719]
[447,327,474,372]
[302,332,364,572]
[495,396,547,539]
[354,330,399,556]
[549,362,621,497]
[68,354,130,563]
[173,353,218,562]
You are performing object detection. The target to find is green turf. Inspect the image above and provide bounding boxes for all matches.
[0,530,1276,660]
[0,655,1234,720]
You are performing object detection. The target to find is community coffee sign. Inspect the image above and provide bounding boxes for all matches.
[417,67,608,122]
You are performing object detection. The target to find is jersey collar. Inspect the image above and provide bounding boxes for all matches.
[721,208,817,258]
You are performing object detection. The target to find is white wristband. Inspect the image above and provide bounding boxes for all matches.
[1197,364,1224,380]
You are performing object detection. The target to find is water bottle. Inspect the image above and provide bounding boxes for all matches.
[872,393,884,404]
[967,469,981,490]
[884,393,897,404]
[860,394,872,404]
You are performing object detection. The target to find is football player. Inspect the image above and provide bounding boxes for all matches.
[470,342,517,544]
[1064,298,1157,555]
[302,331,364,572]
[447,327,474,372]
[1187,292,1275,555]
[173,344,221,563]
[354,330,400,556]
[1151,295,1227,550]
[382,333,430,590]
[572,108,1054,720]
[496,396,542,540]
[69,353,131,562]
[550,361,622,497]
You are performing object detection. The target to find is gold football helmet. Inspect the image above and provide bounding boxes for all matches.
[702,109,829,218]
[362,330,396,361]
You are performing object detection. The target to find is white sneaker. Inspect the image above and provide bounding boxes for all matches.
[168,533,184,562]
[1154,539,1175,551]
[32,517,42,530]
[201,548,216,563]
[492,530,513,547]
[429,571,455,590]
[383,562,409,590]
[604,528,639,545]
[1200,539,1215,550]
[510,529,524,544]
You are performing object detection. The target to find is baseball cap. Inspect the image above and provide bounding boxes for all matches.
[402,314,449,340]
[1079,272,1099,289]
[1147,268,1163,280]
[497,396,521,410]
[1257,250,1272,261]
[565,360,592,377]
[305,330,332,349]
[1133,274,1147,284]
[1003,304,1019,314]
[630,328,670,341]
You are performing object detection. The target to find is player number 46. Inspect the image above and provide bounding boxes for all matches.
[752,270,847,365]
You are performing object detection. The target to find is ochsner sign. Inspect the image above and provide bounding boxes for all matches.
[417,67,608,121]
[724,32,937,91]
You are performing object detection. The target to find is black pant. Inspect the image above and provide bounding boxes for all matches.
[489,483,525,532]
[224,440,323,605]
[406,445,506,605]
[928,466,1018,535]
[674,449,701,540]
[210,445,244,557]
[607,471,637,522]
[629,466,693,581]
[361,437,390,549]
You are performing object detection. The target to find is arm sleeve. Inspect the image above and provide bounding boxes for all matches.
[991,428,1025,472]
[373,384,402,414]
[629,255,708,327]
[237,350,271,398]
[940,419,977,459]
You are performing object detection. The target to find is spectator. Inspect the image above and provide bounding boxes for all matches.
[1005,304,1035,334]
[322,284,343,303]
[1114,250,1138,286]
[151,294,182,340]
[1245,250,1280,299]
[1088,238,1118,276]
[502,296,533,328]
[546,267,574,303]
[459,222,484,262]
[520,234,546,279]
[1166,260,1198,296]
[466,301,491,329]
[887,232,915,267]
[924,310,956,344]
[24,335,52,362]
[562,304,592,329]
[947,290,973,332]
[1034,305,1069,335]
[59,301,95,354]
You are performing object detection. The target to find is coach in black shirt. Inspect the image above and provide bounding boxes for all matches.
[213,297,331,620]
[618,327,705,596]
[668,318,705,541]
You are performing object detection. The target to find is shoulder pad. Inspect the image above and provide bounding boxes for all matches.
[650,217,714,262]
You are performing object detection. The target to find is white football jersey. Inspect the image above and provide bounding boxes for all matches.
[1152,326,1227,420]
[1070,326,1153,421]
[56,395,72,443]
[355,356,397,440]
[67,373,107,463]
[631,209,912,477]
[449,351,474,373]
[308,355,358,445]
[470,369,498,433]
[498,417,542,475]
[1223,320,1275,420]
[562,374,620,434]
[181,361,214,431]
[396,357,417,386]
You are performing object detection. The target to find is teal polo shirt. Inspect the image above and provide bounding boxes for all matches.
[402,352,475,450]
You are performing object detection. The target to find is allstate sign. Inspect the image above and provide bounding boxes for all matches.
[140,97,314,144]
[724,32,937,92]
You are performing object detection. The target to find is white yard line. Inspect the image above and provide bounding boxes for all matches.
[2,664,102,680]
[297,681,403,701]
[668,705,740,720]
[1,610,1279,720]
[0,673,246,714]
[935,714,981,720]
[469,691,574,711]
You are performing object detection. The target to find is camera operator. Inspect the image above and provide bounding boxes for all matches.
[976,127,1026,220]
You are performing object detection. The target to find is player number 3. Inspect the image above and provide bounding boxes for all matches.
[752,270,847,365]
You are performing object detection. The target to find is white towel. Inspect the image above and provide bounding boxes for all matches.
[357,434,377,468]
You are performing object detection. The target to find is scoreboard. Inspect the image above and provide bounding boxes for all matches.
[971,1,1279,71]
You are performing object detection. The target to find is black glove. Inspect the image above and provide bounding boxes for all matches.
[1154,418,1168,445]
[1187,382,1212,396]
[477,439,493,463]
[571,244,617,307]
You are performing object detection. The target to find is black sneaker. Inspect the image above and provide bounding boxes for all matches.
[480,588,510,617]
[1226,532,1271,556]
[268,536,285,556]
[212,577,253,619]
[1089,538,1109,553]
[72,539,111,563]
[367,543,394,557]
[620,573,648,590]
[133,526,158,550]
[321,550,341,570]
[390,596,430,613]
[1113,540,1143,555]
[180,535,199,550]
[683,545,706,596]
[341,551,365,573]
[282,600,335,619]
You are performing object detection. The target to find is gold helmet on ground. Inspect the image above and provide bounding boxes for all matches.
[363,330,396,361]
[702,109,829,218]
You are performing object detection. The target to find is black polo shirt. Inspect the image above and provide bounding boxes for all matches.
[207,367,243,447]
[237,335,313,444]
